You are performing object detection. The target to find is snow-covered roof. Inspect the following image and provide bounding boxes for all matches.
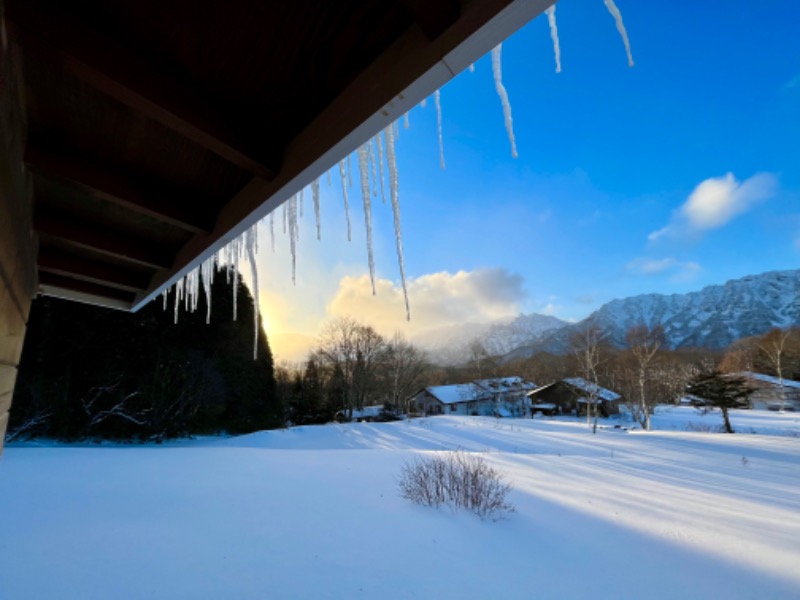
[563,378,621,401]
[738,372,800,389]
[424,377,537,405]
[425,383,488,405]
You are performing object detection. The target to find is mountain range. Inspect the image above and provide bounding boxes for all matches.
[415,269,800,365]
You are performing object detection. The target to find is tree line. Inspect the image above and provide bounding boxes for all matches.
[8,270,280,442]
[278,315,800,431]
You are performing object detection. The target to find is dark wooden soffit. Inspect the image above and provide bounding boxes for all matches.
[136,0,553,311]
[5,1,279,181]
[6,0,552,311]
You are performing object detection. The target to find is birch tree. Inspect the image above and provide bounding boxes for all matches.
[625,324,665,430]
[758,328,791,410]
[569,321,608,434]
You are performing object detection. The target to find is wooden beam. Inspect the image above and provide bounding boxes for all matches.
[34,212,174,271]
[5,0,279,181]
[38,247,151,293]
[135,0,553,311]
[25,145,213,233]
[38,272,135,309]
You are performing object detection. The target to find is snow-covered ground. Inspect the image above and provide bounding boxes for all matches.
[2,410,799,599]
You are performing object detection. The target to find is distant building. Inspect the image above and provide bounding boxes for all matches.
[738,372,800,411]
[527,378,622,417]
[408,377,537,417]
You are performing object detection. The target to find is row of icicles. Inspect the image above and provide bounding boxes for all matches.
[161,0,635,360]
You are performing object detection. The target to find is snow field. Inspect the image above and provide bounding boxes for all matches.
[1,412,799,599]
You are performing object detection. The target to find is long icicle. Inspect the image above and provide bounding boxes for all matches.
[346,154,353,188]
[604,0,634,67]
[357,144,376,295]
[201,256,214,324]
[312,177,321,240]
[270,212,275,252]
[546,5,562,73]
[232,238,240,321]
[298,188,304,218]
[434,89,445,170]
[384,124,410,320]
[373,134,387,205]
[246,228,260,360]
[491,44,518,158]
[338,159,352,241]
[367,138,378,197]
[288,195,298,284]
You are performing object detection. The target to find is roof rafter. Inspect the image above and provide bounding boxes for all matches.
[38,248,152,293]
[25,145,213,234]
[38,272,136,308]
[5,0,279,182]
[34,212,175,271]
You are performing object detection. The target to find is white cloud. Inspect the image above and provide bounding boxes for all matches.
[649,172,778,242]
[326,268,526,337]
[626,257,702,282]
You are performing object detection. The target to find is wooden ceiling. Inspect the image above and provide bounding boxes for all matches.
[4,0,550,311]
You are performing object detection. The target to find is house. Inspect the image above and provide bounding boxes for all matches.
[527,378,622,417]
[409,377,537,417]
[738,372,800,411]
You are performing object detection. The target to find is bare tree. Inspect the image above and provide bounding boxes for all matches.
[467,339,493,380]
[759,328,791,410]
[569,321,608,434]
[314,316,386,420]
[625,324,665,430]
[383,332,429,415]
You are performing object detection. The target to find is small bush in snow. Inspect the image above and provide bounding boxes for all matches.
[398,451,514,519]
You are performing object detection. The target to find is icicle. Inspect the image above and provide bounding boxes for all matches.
[201,256,214,324]
[383,124,410,320]
[373,134,387,205]
[491,44,518,159]
[420,98,427,108]
[282,203,287,234]
[546,5,562,73]
[469,63,475,73]
[233,238,240,321]
[403,112,410,129]
[312,177,321,240]
[299,188,304,218]
[604,0,634,67]
[174,277,184,324]
[162,289,168,310]
[346,154,353,188]
[288,195,299,284]
[393,120,400,140]
[338,159,352,241]
[357,144,376,295]
[367,139,378,198]
[326,168,332,186]
[434,89,445,170]
[246,229,260,360]
[270,212,275,252]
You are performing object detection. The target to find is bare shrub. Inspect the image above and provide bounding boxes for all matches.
[398,451,514,519]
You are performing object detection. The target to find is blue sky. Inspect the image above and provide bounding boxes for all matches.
[255,0,800,360]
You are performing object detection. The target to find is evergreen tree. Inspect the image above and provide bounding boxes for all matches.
[9,270,279,441]
[686,370,753,433]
